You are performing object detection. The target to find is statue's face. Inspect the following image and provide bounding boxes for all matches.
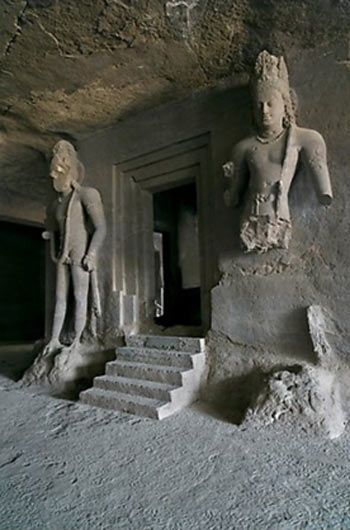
[50,156,72,193]
[254,86,285,132]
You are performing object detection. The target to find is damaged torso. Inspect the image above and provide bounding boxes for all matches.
[239,126,297,252]
[225,125,332,253]
[224,50,332,254]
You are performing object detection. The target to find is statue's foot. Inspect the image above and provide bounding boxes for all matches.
[69,338,81,351]
[42,338,62,357]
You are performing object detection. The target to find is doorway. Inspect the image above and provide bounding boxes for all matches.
[0,220,45,342]
[153,182,201,327]
[113,133,213,334]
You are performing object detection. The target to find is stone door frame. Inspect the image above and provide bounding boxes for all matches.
[111,132,213,334]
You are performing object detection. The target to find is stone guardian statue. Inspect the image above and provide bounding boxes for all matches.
[224,50,333,253]
[22,140,107,391]
[43,140,107,353]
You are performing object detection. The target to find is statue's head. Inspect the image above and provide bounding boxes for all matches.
[251,51,295,133]
[50,140,84,193]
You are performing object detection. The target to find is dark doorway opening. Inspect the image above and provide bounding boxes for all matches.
[153,182,201,327]
[0,221,45,342]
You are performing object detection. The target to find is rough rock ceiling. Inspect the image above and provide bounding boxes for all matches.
[0,0,349,150]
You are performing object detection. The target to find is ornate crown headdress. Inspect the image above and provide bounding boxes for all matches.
[51,139,85,184]
[251,50,296,126]
[252,50,290,96]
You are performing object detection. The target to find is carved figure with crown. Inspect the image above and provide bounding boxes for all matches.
[43,140,107,354]
[22,141,107,392]
[224,50,333,253]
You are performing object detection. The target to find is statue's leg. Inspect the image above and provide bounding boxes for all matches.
[71,265,90,344]
[51,263,70,342]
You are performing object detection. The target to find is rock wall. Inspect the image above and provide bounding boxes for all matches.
[0,142,49,226]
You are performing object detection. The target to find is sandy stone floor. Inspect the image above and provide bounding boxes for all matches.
[1,376,350,530]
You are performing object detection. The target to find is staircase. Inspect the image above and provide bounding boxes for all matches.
[80,335,206,420]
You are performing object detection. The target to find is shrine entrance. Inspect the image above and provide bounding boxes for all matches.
[153,182,201,327]
[112,134,213,334]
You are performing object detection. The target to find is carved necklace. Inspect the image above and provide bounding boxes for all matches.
[256,128,286,144]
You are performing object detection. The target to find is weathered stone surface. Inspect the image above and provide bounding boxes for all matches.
[22,340,115,395]
[246,366,346,439]
[0,0,348,147]
[3,385,350,529]
[224,50,332,253]
[0,139,49,223]
[307,304,345,369]
[0,3,347,234]
[211,275,316,359]
[238,306,347,439]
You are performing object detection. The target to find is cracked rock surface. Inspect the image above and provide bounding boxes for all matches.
[1,380,350,529]
[0,0,349,145]
[244,306,348,439]
[0,0,348,220]
[246,366,346,440]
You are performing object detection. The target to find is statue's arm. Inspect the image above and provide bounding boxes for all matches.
[82,188,107,262]
[224,141,249,207]
[300,130,333,205]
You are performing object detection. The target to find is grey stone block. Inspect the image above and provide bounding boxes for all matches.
[126,334,205,353]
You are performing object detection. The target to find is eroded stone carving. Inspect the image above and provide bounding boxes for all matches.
[224,50,333,253]
[22,140,107,390]
[244,306,346,439]
[44,140,106,351]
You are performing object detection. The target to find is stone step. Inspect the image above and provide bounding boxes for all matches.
[80,388,174,419]
[126,334,205,353]
[79,333,207,420]
[116,346,194,368]
[106,360,189,385]
[94,374,177,401]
